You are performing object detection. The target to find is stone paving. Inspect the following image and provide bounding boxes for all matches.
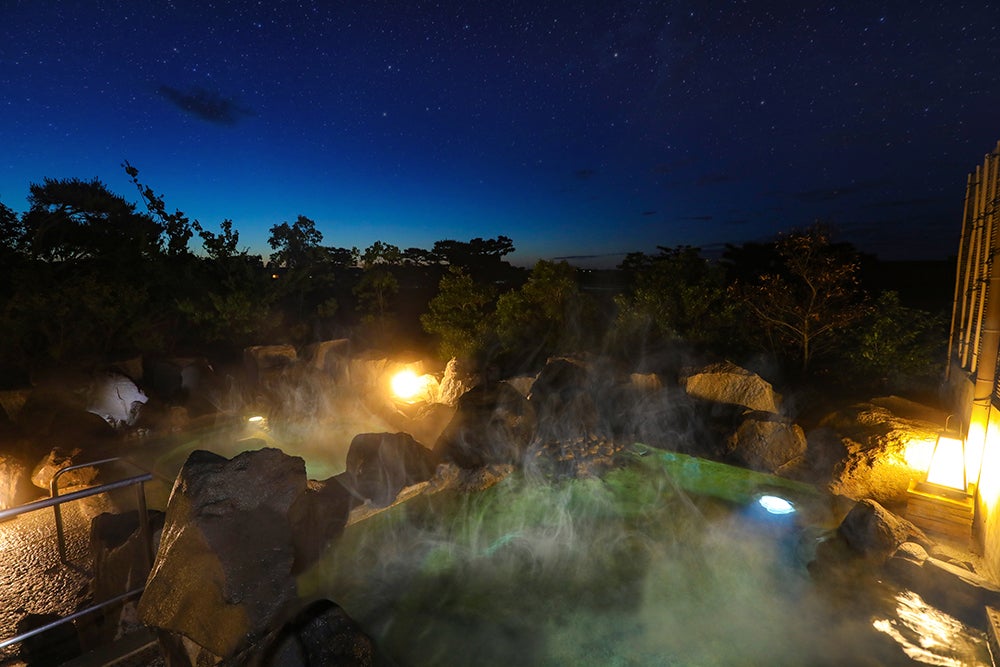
[0,493,117,665]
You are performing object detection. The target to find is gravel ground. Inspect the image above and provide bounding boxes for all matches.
[0,492,119,666]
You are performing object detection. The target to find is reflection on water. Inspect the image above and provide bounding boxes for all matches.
[135,419,992,666]
[299,460,992,667]
[872,591,989,667]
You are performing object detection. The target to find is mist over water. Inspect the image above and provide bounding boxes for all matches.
[298,459,990,667]
[135,363,991,666]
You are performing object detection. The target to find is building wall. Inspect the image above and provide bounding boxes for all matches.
[948,142,1000,579]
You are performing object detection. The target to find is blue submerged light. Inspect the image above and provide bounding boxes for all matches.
[757,494,796,515]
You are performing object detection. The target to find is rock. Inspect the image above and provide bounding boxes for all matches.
[503,375,535,398]
[822,401,942,504]
[838,499,929,563]
[302,339,352,378]
[681,361,781,413]
[0,451,38,510]
[16,612,81,666]
[288,477,352,574]
[83,510,164,646]
[86,372,148,428]
[0,387,30,423]
[31,447,98,491]
[434,383,537,468]
[529,358,601,441]
[144,358,212,403]
[726,412,807,473]
[245,344,298,386]
[437,358,472,406]
[257,599,374,666]
[344,432,435,508]
[138,448,309,660]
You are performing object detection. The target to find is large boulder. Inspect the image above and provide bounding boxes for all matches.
[838,499,929,563]
[434,383,537,468]
[725,412,807,473]
[138,448,351,662]
[821,398,944,504]
[681,362,781,414]
[344,432,435,507]
[85,372,148,428]
[83,510,164,646]
[529,358,600,441]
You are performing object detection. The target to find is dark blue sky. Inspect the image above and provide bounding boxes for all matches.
[3,1,999,267]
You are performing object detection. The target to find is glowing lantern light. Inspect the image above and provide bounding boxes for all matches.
[757,495,796,515]
[925,423,967,492]
[391,370,427,402]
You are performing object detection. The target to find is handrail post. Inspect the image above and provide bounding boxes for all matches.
[136,481,153,571]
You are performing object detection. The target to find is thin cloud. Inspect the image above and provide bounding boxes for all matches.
[157,85,254,125]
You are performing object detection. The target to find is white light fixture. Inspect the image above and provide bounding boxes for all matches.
[757,494,796,515]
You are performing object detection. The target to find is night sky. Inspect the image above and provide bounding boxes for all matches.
[4,1,1000,267]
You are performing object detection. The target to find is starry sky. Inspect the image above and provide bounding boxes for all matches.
[3,1,999,267]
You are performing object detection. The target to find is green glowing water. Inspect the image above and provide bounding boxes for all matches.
[298,447,991,666]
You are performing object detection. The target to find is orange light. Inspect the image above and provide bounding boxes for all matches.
[390,370,430,402]
[925,434,967,491]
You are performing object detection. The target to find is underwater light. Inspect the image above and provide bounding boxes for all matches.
[758,494,796,515]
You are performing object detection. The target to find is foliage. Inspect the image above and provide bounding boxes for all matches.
[421,266,498,361]
[123,161,195,256]
[843,291,946,390]
[733,225,869,374]
[268,215,324,268]
[495,260,596,365]
[22,177,164,263]
[1,265,158,364]
[177,272,277,346]
[199,218,242,260]
[613,246,731,351]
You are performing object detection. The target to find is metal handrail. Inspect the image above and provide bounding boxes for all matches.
[0,458,155,652]
[50,458,153,570]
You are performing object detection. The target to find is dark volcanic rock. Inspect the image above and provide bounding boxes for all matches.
[138,448,309,659]
[31,447,99,491]
[257,599,374,666]
[434,382,537,468]
[345,432,435,507]
[528,358,599,440]
[84,509,164,646]
[838,498,929,562]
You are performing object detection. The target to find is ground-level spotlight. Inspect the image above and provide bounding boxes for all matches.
[390,369,431,403]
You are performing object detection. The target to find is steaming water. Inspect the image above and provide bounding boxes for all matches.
[297,454,991,667]
[135,416,992,666]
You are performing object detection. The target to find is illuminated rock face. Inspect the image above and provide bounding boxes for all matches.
[682,362,782,414]
[85,372,148,428]
[726,413,806,473]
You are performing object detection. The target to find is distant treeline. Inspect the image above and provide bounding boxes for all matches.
[0,166,949,394]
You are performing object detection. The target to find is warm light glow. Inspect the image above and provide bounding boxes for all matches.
[926,435,966,491]
[904,438,936,473]
[757,495,795,515]
[965,420,987,486]
[391,370,430,402]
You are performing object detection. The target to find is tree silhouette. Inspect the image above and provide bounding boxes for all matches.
[735,225,868,374]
